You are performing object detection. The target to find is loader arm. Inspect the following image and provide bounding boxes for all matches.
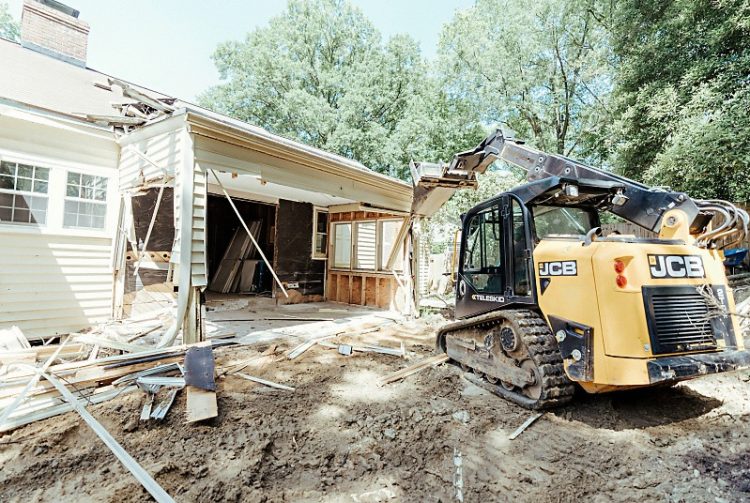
[447,129,748,248]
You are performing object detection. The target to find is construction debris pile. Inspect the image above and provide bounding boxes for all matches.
[2,307,748,502]
[0,300,437,501]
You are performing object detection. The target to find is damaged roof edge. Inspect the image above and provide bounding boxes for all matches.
[181,106,413,195]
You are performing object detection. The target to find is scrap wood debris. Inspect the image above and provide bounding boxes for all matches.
[377,353,450,386]
[0,307,432,500]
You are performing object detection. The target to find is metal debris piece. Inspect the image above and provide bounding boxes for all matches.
[234,373,295,391]
[136,376,185,388]
[453,448,464,502]
[150,388,179,420]
[338,344,353,356]
[140,394,155,421]
[509,412,544,440]
[113,362,182,386]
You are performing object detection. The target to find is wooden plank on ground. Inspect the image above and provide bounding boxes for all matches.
[377,353,449,386]
[186,386,217,423]
[184,341,217,423]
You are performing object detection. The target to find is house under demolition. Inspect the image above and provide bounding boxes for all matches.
[0,0,475,344]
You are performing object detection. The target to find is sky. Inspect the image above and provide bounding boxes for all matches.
[6,0,473,101]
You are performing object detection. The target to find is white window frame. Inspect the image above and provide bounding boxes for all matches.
[352,219,377,271]
[0,151,115,238]
[0,160,51,227]
[311,207,328,260]
[377,218,405,272]
[331,221,353,269]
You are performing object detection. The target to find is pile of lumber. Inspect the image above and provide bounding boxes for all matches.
[209,222,263,294]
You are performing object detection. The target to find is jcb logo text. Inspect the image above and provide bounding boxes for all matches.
[538,261,577,277]
[648,255,705,279]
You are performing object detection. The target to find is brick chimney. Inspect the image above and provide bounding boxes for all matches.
[20,0,89,67]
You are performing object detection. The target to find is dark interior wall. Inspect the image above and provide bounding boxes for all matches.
[274,199,325,296]
[132,187,174,252]
[206,195,276,290]
[127,187,175,293]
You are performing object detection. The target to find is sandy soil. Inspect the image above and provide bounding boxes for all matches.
[1,317,749,503]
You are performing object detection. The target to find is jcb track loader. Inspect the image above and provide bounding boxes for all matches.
[435,129,750,409]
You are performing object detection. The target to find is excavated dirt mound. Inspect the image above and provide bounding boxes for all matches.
[1,321,749,502]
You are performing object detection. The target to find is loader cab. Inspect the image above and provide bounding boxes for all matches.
[456,179,603,319]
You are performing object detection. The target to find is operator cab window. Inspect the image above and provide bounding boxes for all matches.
[463,206,503,293]
[532,205,596,241]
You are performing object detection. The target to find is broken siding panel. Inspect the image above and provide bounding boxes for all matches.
[0,232,113,338]
[191,156,208,288]
[118,122,184,190]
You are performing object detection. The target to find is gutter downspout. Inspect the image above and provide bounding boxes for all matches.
[158,127,195,347]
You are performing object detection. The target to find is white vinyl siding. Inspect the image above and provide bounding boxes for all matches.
[0,111,119,339]
[0,232,113,339]
[354,221,376,270]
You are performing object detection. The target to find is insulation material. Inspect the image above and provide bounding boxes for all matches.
[274,200,325,300]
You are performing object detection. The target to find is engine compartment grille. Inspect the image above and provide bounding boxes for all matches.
[642,286,718,355]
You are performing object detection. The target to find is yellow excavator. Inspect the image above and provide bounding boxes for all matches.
[435,129,750,409]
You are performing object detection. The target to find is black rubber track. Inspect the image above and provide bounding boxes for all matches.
[437,309,575,409]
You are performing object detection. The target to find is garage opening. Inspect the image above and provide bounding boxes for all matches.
[206,194,276,296]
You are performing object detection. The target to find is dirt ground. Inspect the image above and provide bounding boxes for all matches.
[1,316,749,503]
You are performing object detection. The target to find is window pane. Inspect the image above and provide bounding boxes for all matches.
[0,193,12,206]
[0,162,15,176]
[64,211,77,227]
[317,212,328,233]
[63,200,106,230]
[16,178,31,191]
[0,175,13,190]
[354,222,376,270]
[30,208,46,224]
[13,194,30,210]
[33,180,48,194]
[533,205,594,239]
[0,207,11,221]
[65,172,108,202]
[17,164,32,178]
[35,167,49,180]
[313,211,328,257]
[333,223,351,269]
[463,207,503,293]
[380,220,404,271]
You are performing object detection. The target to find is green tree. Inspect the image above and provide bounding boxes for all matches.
[610,0,750,201]
[0,1,19,42]
[438,0,615,158]
[200,0,481,179]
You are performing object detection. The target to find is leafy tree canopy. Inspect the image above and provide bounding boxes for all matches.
[438,0,615,159]
[0,1,19,42]
[610,0,750,201]
[200,0,483,180]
